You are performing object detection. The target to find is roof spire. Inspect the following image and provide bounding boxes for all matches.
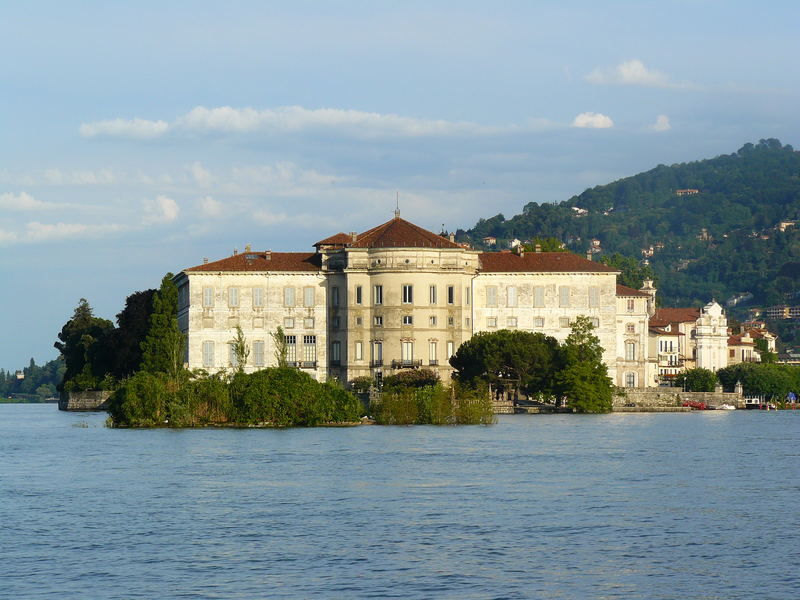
[394,191,400,219]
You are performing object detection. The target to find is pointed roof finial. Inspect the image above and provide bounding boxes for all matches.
[393,191,400,219]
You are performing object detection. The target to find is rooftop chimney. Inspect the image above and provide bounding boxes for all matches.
[535,244,542,253]
[449,233,455,243]
[203,257,208,264]
[265,250,272,261]
[586,250,592,261]
[350,231,358,243]
[516,244,524,257]
[245,243,251,252]
[233,248,238,255]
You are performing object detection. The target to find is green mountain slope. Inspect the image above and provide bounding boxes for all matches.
[460,139,800,310]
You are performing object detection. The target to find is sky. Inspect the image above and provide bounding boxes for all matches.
[1,0,798,370]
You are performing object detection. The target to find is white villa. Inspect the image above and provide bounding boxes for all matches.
[173,212,752,388]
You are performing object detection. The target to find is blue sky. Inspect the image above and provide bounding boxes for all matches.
[1,1,798,370]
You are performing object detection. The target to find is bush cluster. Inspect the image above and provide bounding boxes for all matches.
[371,382,494,426]
[108,367,363,428]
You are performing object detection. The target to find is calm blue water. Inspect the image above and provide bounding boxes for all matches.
[1,405,799,599]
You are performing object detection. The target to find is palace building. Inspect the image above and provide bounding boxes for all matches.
[174,211,734,388]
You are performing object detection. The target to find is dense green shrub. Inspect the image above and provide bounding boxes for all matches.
[372,382,494,425]
[108,366,362,427]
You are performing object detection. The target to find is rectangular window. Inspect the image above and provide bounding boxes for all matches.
[355,341,363,361]
[355,285,363,305]
[331,286,339,306]
[429,316,437,326]
[559,286,570,308]
[465,317,471,327]
[626,323,635,334]
[507,286,517,307]
[229,343,238,367]
[374,315,383,326]
[373,341,383,363]
[284,317,295,329]
[625,342,636,361]
[627,299,635,312]
[355,316,363,326]
[304,317,314,329]
[448,316,454,326]
[284,287,296,307]
[429,341,437,363]
[203,287,214,308]
[590,317,600,328]
[303,335,317,364]
[304,287,315,308]
[403,315,413,325]
[465,287,471,305]
[534,317,544,327]
[447,285,455,305]
[332,317,340,329]
[331,341,341,363]
[374,285,383,305]
[402,284,413,304]
[589,286,600,308]
[447,341,455,358]
[507,317,517,327]
[486,286,497,307]
[286,335,297,363]
[252,287,263,307]
[487,316,497,328]
[402,341,414,362]
[228,287,239,308]
[202,341,214,367]
[253,340,265,366]
[429,285,437,305]
[560,317,570,328]
[533,285,544,308]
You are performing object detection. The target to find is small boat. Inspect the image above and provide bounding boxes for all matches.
[716,403,736,410]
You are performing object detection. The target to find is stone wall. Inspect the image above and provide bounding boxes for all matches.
[614,387,743,409]
[58,390,111,411]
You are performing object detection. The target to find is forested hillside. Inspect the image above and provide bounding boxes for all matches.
[460,139,800,310]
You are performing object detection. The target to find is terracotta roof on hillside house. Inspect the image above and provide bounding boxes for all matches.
[349,217,461,249]
[728,334,755,346]
[479,252,619,273]
[616,284,651,297]
[185,252,322,272]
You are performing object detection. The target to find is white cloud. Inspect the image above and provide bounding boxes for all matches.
[188,162,214,187]
[0,229,18,243]
[651,114,671,132]
[142,195,179,224]
[79,118,169,139]
[585,59,697,90]
[572,112,614,129]
[0,191,53,211]
[198,195,223,218]
[81,105,558,141]
[24,221,125,242]
[43,168,116,185]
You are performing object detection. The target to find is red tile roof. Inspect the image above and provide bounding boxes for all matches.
[728,334,755,346]
[185,252,322,272]
[314,232,353,247]
[617,284,650,297]
[650,307,700,327]
[349,216,461,249]
[479,252,619,273]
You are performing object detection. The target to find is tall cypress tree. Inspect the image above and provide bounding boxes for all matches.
[140,274,185,380]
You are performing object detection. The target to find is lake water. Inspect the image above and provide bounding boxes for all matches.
[2,404,799,599]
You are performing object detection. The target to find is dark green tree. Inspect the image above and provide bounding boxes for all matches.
[675,367,718,392]
[599,253,654,289]
[109,289,156,378]
[556,316,613,412]
[54,299,114,390]
[523,237,567,252]
[449,329,561,396]
[140,274,185,381]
